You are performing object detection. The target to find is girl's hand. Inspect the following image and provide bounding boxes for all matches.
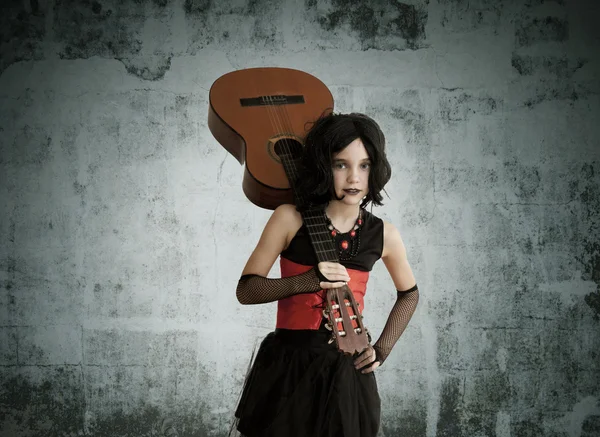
[317,261,350,289]
[354,345,380,374]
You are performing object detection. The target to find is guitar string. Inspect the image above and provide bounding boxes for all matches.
[277,103,364,333]
[239,89,362,340]
[268,103,353,331]
[270,98,331,258]
[262,95,329,258]
[261,95,343,264]
[281,106,340,261]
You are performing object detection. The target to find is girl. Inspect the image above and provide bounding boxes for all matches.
[231,112,419,437]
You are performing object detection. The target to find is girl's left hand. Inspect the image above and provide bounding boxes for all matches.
[354,345,380,374]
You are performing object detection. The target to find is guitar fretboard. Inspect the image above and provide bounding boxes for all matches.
[301,209,339,263]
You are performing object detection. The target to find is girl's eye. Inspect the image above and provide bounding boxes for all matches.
[361,163,371,169]
[333,163,346,169]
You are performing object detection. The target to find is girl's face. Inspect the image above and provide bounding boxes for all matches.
[331,138,371,205]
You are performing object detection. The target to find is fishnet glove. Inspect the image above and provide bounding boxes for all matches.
[236,268,322,305]
[372,284,419,365]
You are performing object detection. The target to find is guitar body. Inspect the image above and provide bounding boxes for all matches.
[208,67,334,210]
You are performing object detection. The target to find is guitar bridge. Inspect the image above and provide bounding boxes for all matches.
[240,95,305,107]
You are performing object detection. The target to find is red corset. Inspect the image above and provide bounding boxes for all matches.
[276,257,370,330]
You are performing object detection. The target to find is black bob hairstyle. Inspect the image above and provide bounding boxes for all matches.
[294,112,392,210]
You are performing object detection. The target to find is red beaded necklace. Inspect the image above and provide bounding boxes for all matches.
[324,209,363,259]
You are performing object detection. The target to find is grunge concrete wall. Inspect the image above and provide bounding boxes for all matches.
[1,0,599,436]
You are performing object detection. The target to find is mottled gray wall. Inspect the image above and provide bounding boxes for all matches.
[1,0,599,436]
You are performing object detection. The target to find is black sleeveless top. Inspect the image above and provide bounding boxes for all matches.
[280,209,384,272]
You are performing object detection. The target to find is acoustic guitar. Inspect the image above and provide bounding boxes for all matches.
[208,67,369,355]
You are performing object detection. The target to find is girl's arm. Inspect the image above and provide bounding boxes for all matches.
[355,222,419,373]
[380,221,417,290]
[236,204,349,305]
[241,203,300,278]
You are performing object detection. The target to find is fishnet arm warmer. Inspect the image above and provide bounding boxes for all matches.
[236,268,322,305]
[372,284,419,365]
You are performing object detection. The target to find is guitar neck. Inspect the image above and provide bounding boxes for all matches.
[301,209,339,263]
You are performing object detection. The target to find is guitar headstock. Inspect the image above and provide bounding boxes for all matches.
[323,285,369,355]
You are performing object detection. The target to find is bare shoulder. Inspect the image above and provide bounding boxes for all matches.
[381,221,416,290]
[271,203,303,248]
[381,221,407,260]
[272,203,302,229]
[241,204,302,276]
[273,203,302,222]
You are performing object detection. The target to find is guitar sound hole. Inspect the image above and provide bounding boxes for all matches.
[273,138,303,162]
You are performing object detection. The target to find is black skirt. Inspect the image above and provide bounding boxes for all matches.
[230,323,381,437]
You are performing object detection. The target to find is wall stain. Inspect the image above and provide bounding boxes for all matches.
[4,256,17,274]
[515,16,568,47]
[313,0,428,50]
[7,125,52,166]
[512,418,544,437]
[523,87,580,108]
[524,0,565,6]
[512,54,587,78]
[184,0,284,52]
[117,55,173,81]
[503,158,541,200]
[2,255,17,292]
[0,0,46,74]
[184,1,283,54]
[29,0,41,15]
[0,369,84,436]
[576,163,600,320]
[247,0,261,15]
[184,0,212,15]
[461,413,495,437]
[582,415,600,437]
[390,106,427,139]
[582,240,600,320]
[0,367,214,437]
[479,372,511,408]
[8,216,16,243]
[54,0,175,80]
[383,412,427,436]
[439,0,503,33]
[439,90,501,121]
[391,107,423,121]
[73,180,87,197]
[436,376,462,436]
[91,1,103,14]
[85,406,178,437]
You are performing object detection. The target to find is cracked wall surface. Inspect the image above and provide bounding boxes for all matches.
[1,0,599,436]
